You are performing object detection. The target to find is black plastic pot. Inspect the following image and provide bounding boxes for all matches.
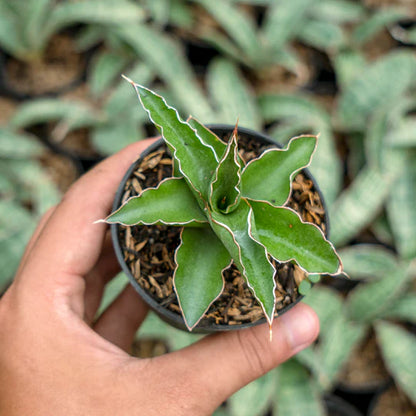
[324,395,364,416]
[111,125,329,333]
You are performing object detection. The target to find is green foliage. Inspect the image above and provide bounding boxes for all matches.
[105,84,341,330]
[0,0,144,61]
[273,359,325,416]
[0,128,61,285]
[376,321,416,404]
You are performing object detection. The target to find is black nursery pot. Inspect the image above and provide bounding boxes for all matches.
[111,125,329,333]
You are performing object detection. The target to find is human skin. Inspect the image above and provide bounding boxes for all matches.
[0,139,319,416]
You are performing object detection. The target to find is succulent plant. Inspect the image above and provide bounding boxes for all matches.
[103,80,342,331]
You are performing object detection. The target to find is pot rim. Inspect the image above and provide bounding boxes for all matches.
[111,125,329,333]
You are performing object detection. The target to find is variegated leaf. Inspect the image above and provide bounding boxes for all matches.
[210,127,242,214]
[249,201,341,274]
[381,293,416,324]
[105,178,207,226]
[126,82,218,201]
[206,58,261,130]
[188,117,227,160]
[241,135,317,206]
[174,227,231,330]
[387,155,416,260]
[376,321,416,404]
[209,201,276,324]
[329,166,396,247]
[337,51,416,130]
[338,244,398,280]
[274,359,325,416]
[346,267,412,322]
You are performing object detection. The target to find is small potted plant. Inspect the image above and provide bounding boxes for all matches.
[102,79,342,333]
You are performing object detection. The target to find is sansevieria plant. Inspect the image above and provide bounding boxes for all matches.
[103,78,343,332]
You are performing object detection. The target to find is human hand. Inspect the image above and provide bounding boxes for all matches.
[0,139,319,416]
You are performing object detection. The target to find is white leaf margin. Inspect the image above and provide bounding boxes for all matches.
[241,134,318,207]
[247,199,344,277]
[173,227,233,331]
[98,177,209,226]
[209,124,243,214]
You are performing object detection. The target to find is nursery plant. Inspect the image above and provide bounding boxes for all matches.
[103,81,342,331]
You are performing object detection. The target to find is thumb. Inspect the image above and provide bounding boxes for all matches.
[147,303,319,414]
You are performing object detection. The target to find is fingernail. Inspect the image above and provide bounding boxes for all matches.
[279,305,319,352]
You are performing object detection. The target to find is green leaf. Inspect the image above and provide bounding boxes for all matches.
[376,321,416,404]
[387,155,416,260]
[127,82,219,200]
[0,128,44,159]
[329,166,396,247]
[250,201,341,274]
[382,293,416,324]
[206,58,261,130]
[316,314,367,389]
[0,2,26,58]
[105,177,207,226]
[89,51,130,97]
[196,0,260,62]
[97,272,127,316]
[10,98,100,129]
[353,8,407,44]
[229,371,275,416]
[338,244,398,281]
[188,118,227,160]
[309,0,365,23]
[262,0,314,53]
[302,286,343,337]
[92,118,145,156]
[386,117,416,148]
[346,268,411,322]
[210,128,241,214]
[298,20,345,51]
[273,359,325,416]
[259,93,329,124]
[209,201,276,324]
[241,135,316,206]
[45,0,145,41]
[259,94,342,205]
[117,24,216,121]
[174,227,231,330]
[333,50,366,89]
[298,280,312,295]
[337,51,416,130]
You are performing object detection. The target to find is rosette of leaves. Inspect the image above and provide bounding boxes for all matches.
[104,81,342,331]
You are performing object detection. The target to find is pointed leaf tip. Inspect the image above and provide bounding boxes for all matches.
[241,135,317,206]
[209,130,242,214]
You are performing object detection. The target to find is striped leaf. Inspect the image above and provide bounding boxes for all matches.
[206,58,261,130]
[337,51,416,130]
[229,370,275,416]
[387,155,416,259]
[338,244,398,281]
[376,322,416,404]
[329,166,395,247]
[273,359,325,416]
[346,267,412,322]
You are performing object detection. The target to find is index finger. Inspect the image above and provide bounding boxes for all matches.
[20,139,156,288]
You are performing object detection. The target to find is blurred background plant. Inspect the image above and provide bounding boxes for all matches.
[1,0,415,414]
